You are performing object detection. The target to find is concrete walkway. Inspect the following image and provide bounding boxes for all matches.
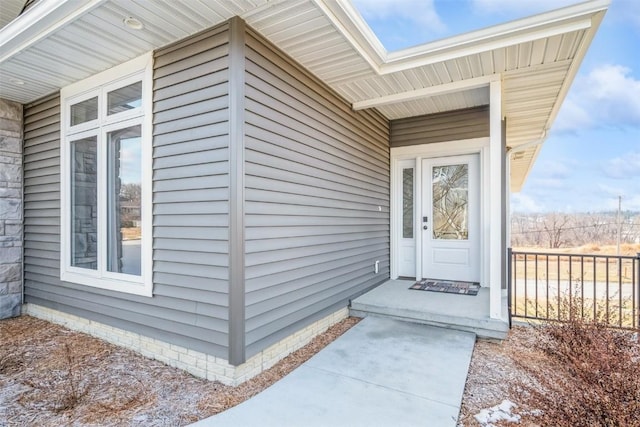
[192,316,476,427]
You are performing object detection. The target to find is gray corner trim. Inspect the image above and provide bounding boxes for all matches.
[228,16,247,366]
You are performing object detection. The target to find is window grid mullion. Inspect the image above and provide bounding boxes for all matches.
[97,129,107,276]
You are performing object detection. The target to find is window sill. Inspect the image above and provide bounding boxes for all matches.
[61,269,153,297]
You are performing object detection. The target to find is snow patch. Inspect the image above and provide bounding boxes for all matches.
[473,400,521,426]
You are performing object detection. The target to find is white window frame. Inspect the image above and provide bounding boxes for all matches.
[60,53,153,297]
[395,159,416,278]
[67,90,99,133]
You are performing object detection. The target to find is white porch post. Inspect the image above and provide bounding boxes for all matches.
[414,157,422,281]
[489,79,503,319]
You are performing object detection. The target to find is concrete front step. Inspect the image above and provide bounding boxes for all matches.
[350,280,510,340]
[350,303,509,340]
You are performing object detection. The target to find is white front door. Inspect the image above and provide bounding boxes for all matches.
[421,155,480,282]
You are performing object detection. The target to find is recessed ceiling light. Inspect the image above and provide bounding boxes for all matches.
[9,78,24,85]
[123,16,144,30]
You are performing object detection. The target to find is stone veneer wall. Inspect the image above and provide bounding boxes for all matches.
[0,98,23,319]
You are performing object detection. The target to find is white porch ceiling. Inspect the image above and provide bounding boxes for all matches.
[0,0,608,191]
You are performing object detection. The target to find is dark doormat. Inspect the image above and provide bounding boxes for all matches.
[410,279,480,296]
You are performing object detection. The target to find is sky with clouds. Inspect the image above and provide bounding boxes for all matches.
[353,0,640,213]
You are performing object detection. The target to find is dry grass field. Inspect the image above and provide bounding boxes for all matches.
[511,243,640,328]
[120,227,141,240]
[512,243,640,284]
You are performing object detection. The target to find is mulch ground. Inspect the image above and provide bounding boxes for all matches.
[3,315,581,427]
[458,327,535,426]
[0,315,359,426]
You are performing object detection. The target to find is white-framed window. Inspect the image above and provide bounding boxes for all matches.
[60,53,153,296]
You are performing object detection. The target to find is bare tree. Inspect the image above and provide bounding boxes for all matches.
[510,211,640,248]
[120,183,141,203]
[539,213,571,248]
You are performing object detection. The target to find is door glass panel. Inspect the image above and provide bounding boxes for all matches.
[70,136,98,269]
[70,97,98,126]
[107,125,142,276]
[432,164,468,240]
[107,81,142,115]
[402,168,414,238]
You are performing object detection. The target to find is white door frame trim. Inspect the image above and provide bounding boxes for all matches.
[389,84,505,322]
[391,137,490,288]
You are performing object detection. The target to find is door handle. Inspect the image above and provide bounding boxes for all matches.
[423,225,428,230]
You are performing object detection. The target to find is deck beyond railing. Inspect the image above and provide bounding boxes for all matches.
[509,249,640,329]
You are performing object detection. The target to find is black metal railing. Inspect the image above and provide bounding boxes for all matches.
[509,248,640,330]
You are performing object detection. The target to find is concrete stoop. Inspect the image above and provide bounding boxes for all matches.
[350,304,508,340]
[349,280,509,340]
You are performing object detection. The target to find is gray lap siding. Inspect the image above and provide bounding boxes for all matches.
[390,106,489,147]
[22,23,232,357]
[242,29,390,357]
[22,18,393,363]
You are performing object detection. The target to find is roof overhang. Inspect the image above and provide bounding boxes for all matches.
[0,0,609,191]
[0,0,25,30]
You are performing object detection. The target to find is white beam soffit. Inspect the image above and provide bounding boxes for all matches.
[315,0,608,193]
[0,0,609,194]
[352,74,499,110]
[543,6,606,134]
[0,0,608,105]
[311,0,385,71]
[382,19,591,75]
[509,6,607,192]
[316,0,609,75]
[0,0,107,64]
